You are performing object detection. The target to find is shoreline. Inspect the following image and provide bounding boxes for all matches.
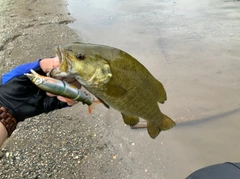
[2,0,240,178]
[0,1,122,178]
[0,0,79,73]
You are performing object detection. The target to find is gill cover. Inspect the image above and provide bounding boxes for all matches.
[57,44,113,86]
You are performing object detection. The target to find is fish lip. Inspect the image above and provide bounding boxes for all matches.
[55,46,63,63]
[51,45,73,77]
[48,46,64,77]
[55,45,71,70]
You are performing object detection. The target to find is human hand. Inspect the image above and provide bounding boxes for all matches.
[40,56,82,105]
[0,57,82,138]
[46,92,79,106]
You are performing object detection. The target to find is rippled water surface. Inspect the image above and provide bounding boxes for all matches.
[67,0,240,178]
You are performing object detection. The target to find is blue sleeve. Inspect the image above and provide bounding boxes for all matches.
[1,59,42,85]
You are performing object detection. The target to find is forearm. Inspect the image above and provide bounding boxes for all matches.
[0,56,80,144]
[0,122,8,147]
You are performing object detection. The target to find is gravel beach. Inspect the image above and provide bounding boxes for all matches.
[0,0,126,178]
[2,0,240,178]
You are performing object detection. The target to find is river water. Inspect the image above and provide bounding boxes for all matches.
[67,0,240,178]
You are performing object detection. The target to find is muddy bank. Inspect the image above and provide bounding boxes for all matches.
[0,0,126,178]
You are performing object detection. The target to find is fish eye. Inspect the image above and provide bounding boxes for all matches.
[76,54,85,60]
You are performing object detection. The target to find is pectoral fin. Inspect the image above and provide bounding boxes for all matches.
[121,113,139,126]
[105,84,127,98]
[88,100,102,114]
[88,98,110,114]
[155,79,167,104]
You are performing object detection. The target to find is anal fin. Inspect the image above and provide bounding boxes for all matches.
[121,113,139,126]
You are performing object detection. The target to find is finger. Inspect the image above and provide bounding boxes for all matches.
[57,96,78,106]
[52,56,60,69]
[46,92,57,97]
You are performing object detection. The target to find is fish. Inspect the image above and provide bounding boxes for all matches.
[25,69,93,105]
[50,42,175,139]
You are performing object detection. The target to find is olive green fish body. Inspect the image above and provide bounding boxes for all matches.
[88,53,163,118]
[51,42,175,138]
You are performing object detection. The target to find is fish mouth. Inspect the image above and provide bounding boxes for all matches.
[55,45,63,63]
[49,46,73,77]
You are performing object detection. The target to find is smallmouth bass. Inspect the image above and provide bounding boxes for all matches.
[51,42,175,139]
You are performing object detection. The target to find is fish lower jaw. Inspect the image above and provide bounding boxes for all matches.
[50,70,72,78]
[75,76,92,87]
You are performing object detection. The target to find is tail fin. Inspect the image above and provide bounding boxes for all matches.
[147,114,175,139]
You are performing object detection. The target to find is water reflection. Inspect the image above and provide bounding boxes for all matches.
[67,0,240,178]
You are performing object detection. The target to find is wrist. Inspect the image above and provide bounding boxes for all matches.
[0,122,8,147]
